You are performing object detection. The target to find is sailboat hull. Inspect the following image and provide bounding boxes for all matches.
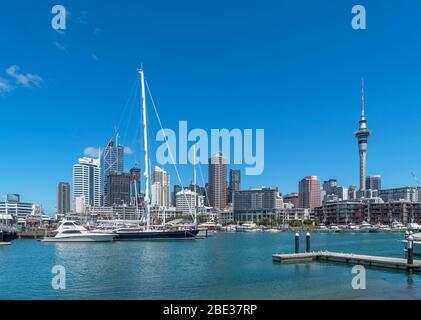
[116,229,199,240]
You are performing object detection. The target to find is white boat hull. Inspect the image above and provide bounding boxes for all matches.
[42,234,115,242]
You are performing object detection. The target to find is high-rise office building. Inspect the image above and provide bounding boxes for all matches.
[151,166,170,207]
[57,182,71,216]
[129,167,141,206]
[366,175,381,191]
[283,193,299,208]
[298,176,321,209]
[105,172,131,206]
[355,80,371,193]
[102,139,124,205]
[73,157,101,208]
[208,153,227,210]
[229,169,241,203]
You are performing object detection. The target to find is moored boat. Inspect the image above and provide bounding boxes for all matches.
[42,221,115,242]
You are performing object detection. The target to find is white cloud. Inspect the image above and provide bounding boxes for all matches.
[5,65,43,87]
[84,147,100,158]
[124,147,133,155]
[0,77,13,95]
[91,53,98,61]
[93,27,102,36]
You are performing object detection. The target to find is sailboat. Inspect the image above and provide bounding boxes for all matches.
[115,69,199,240]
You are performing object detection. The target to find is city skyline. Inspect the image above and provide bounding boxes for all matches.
[2,0,421,213]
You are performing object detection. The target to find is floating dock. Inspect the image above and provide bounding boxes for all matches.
[273,251,421,273]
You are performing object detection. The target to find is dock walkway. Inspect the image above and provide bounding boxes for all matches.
[273,251,421,273]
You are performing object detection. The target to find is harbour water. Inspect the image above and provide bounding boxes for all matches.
[1,232,421,300]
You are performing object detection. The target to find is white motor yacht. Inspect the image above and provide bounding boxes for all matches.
[359,221,376,233]
[42,221,115,242]
[391,220,406,231]
[236,222,258,232]
[407,222,421,232]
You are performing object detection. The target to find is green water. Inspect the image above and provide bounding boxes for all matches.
[0,232,420,300]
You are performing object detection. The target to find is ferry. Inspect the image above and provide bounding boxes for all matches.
[236,222,259,232]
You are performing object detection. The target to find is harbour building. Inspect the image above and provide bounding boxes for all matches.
[176,189,197,215]
[73,157,101,208]
[233,187,277,222]
[379,187,418,203]
[0,194,34,221]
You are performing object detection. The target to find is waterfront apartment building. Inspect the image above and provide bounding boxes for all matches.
[379,187,418,203]
[73,157,101,208]
[314,200,421,225]
[105,172,131,206]
[0,194,34,220]
[233,188,277,221]
[208,153,227,210]
[229,169,241,203]
[102,139,124,205]
[176,189,197,215]
[151,166,170,207]
[366,175,381,191]
[314,201,364,225]
[57,182,71,216]
[298,176,322,209]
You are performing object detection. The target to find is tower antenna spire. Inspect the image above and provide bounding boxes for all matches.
[361,78,365,117]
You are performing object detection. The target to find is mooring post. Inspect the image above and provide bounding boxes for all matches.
[408,235,414,266]
[306,232,311,253]
[295,233,300,254]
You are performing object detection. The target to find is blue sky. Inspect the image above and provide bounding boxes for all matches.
[1,0,421,213]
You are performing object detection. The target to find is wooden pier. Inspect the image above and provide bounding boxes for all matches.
[273,251,421,273]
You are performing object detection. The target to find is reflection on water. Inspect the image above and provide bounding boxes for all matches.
[1,232,421,300]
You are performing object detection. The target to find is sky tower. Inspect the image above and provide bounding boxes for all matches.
[355,79,371,193]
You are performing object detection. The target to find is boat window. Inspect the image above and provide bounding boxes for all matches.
[61,230,81,234]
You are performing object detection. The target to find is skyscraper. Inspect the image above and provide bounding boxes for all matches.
[57,182,71,216]
[298,176,321,209]
[73,157,101,208]
[355,80,371,193]
[229,169,241,203]
[102,138,124,205]
[105,172,131,206]
[366,175,381,191]
[208,153,227,210]
[151,166,170,207]
[129,167,141,206]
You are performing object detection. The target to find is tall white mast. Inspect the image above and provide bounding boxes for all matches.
[139,68,150,230]
[193,145,197,225]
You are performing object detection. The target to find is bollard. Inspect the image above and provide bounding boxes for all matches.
[295,233,300,254]
[306,232,311,253]
[408,235,414,266]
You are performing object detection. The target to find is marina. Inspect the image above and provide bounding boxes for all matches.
[1,232,421,300]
